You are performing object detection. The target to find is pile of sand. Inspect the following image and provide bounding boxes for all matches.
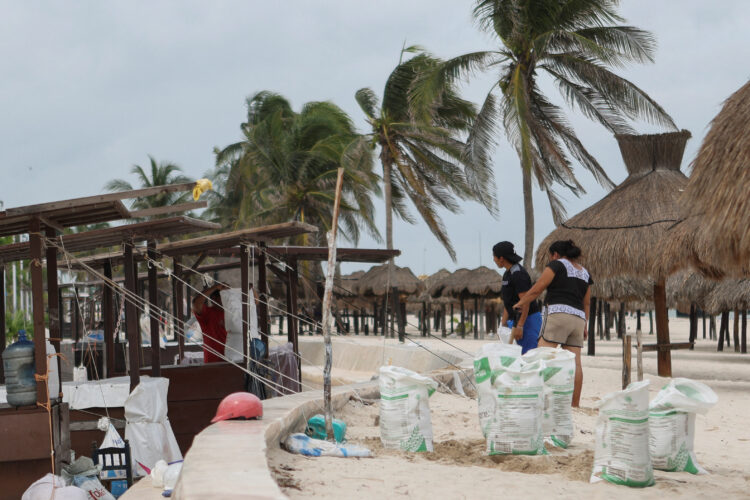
[268,320,750,499]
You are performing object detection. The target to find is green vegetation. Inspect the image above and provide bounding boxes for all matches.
[413,0,675,262]
[105,156,193,213]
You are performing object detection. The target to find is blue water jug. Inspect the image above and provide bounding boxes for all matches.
[2,330,37,407]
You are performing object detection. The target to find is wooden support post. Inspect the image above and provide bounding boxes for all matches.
[653,280,672,378]
[392,288,402,342]
[689,304,697,351]
[148,241,161,376]
[649,310,653,335]
[618,302,625,339]
[718,311,727,351]
[241,245,249,359]
[123,240,140,391]
[702,311,707,339]
[604,302,611,340]
[636,329,643,382]
[709,315,716,340]
[173,257,185,363]
[258,244,269,356]
[0,265,5,382]
[29,217,49,404]
[422,301,427,337]
[287,257,300,380]
[460,297,465,339]
[441,304,447,338]
[450,303,454,335]
[622,333,632,389]
[103,263,115,377]
[597,300,603,340]
[45,227,62,398]
[473,297,479,339]
[733,309,740,352]
[587,297,597,356]
[354,310,359,335]
[742,309,747,354]
[636,309,642,332]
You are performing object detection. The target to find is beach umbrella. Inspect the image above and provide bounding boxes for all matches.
[535,131,692,376]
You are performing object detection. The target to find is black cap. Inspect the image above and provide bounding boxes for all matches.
[492,241,522,263]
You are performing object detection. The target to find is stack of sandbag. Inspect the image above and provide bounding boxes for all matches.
[62,457,116,500]
[591,380,654,487]
[22,474,87,500]
[473,343,523,437]
[649,378,718,474]
[522,347,576,448]
[485,359,546,455]
[379,365,438,452]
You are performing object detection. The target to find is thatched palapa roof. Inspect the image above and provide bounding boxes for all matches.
[705,279,750,314]
[430,266,503,299]
[355,264,423,296]
[536,131,691,280]
[660,80,750,277]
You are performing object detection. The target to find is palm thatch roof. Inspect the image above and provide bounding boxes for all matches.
[355,264,424,296]
[414,269,452,302]
[681,80,750,270]
[654,216,726,280]
[659,80,750,277]
[536,131,692,280]
[430,266,503,298]
[589,271,713,307]
[334,270,365,298]
[705,279,750,314]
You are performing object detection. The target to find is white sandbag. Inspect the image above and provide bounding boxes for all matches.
[379,365,438,452]
[71,476,115,500]
[99,421,127,480]
[649,378,717,474]
[220,288,260,362]
[591,380,654,487]
[124,377,182,476]
[497,326,513,344]
[22,474,88,500]
[486,359,546,455]
[523,347,576,448]
[473,343,523,436]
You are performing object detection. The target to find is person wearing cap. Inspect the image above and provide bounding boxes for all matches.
[492,241,542,354]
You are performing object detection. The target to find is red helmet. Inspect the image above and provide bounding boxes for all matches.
[211,392,263,423]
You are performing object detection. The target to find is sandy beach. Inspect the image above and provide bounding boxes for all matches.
[268,316,750,499]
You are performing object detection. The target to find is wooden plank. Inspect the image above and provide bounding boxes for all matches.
[123,241,140,390]
[148,241,161,376]
[0,265,4,381]
[69,419,126,431]
[258,244,269,356]
[653,280,672,377]
[622,334,632,389]
[46,226,62,399]
[4,183,194,216]
[641,342,693,352]
[29,217,48,404]
[241,246,249,359]
[128,200,207,219]
[103,263,115,377]
[0,407,52,461]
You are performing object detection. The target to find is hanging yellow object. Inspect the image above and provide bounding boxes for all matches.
[192,178,213,201]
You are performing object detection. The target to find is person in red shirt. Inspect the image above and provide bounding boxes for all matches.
[192,283,229,363]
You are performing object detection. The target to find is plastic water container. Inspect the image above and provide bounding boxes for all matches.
[2,330,37,407]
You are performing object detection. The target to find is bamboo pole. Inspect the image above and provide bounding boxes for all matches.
[323,168,345,440]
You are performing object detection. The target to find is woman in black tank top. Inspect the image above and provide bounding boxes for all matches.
[513,240,592,407]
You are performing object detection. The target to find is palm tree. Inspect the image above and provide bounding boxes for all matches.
[105,156,193,212]
[356,47,497,261]
[413,0,676,263]
[213,91,381,245]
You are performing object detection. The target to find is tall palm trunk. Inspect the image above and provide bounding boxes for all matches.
[522,165,534,265]
[381,148,395,327]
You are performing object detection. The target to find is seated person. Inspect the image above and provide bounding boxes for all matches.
[192,283,229,363]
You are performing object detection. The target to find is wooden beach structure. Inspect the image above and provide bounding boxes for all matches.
[0,184,399,499]
[536,131,693,377]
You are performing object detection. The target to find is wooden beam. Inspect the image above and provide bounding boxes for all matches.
[241,245,249,359]
[29,217,48,404]
[257,244,269,356]
[653,280,672,377]
[0,264,5,382]
[128,200,207,219]
[641,342,693,352]
[287,257,300,386]
[123,241,140,390]
[45,226,62,399]
[148,241,161,376]
[587,297,596,356]
[103,262,115,377]
[5,182,195,216]
[173,257,185,363]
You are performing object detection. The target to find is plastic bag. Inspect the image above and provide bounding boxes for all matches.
[379,366,438,452]
[649,378,717,474]
[523,347,576,448]
[486,359,546,455]
[497,326,513,344]
[73,365,88,382]
[474,343,523,436]
[22,474,88,500]
[591,380,654,487]
[284,433,372,457]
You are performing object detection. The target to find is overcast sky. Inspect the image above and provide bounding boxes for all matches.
[1,1,748,275]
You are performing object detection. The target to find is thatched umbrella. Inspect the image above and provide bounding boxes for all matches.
[675,80,750,275]
[355,264,423,338]
[536,131,692,376]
